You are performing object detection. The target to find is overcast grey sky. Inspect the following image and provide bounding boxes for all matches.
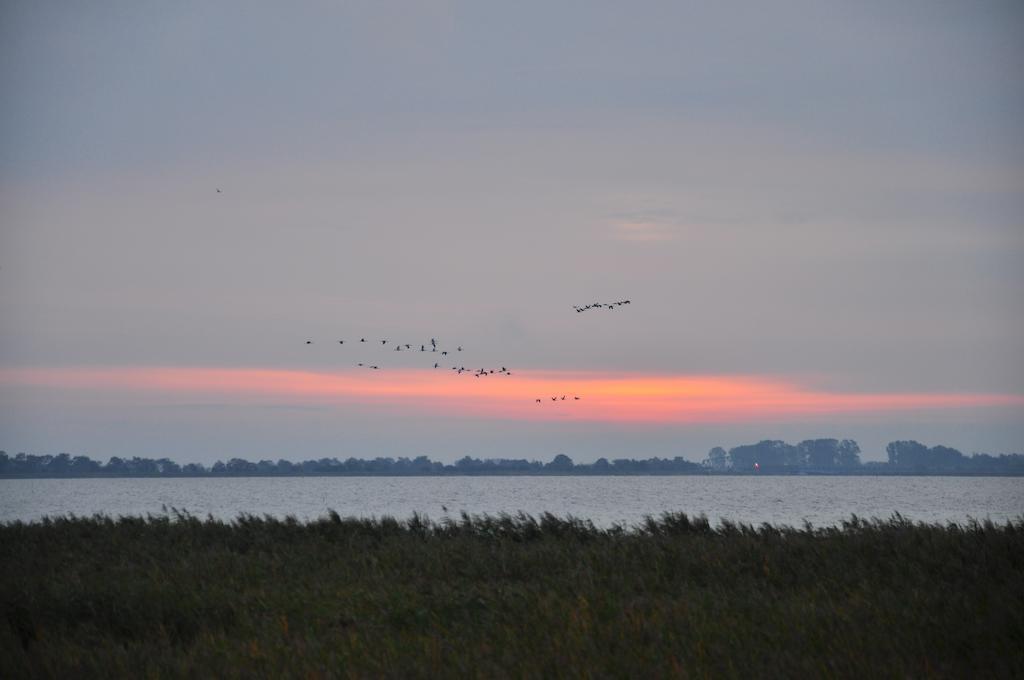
[1,2,1022,463]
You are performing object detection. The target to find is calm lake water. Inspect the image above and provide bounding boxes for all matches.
[1,476,1022,527]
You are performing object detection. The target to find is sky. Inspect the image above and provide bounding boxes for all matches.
[1,1,1022,464]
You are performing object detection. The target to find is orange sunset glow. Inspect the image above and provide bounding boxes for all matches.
[3,366,1021,424]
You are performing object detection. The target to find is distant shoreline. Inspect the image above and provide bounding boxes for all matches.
[3,470,1023,479]
[6,440,1022,478]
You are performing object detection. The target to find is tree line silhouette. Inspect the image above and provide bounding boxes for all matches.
[1,439,1021,477]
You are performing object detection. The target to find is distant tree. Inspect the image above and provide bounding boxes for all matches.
[340,458,363,473]
[799,439,841,468]
[71,455,101,474]
[608,459,632,474]
[929,446,966,470]
[156,458,181,475]
[886,441,930,468]
[546,454,574,472]
[672,456,702,473]
[455,456,483,473]
[48,453,73,475]
[836,440,861,467]
[633,458,655,473]
[592,457,611,473]
[106,457,127,475]
[128,457,159,475]
[704,447,729,471]
[729,441,795,469]
[411,456,437,474]
[369,457,395,473]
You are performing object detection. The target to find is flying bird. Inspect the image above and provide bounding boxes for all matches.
[573,299,632,313]
[305,340,313,345]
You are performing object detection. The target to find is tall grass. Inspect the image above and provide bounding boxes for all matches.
[3,511,1022,678]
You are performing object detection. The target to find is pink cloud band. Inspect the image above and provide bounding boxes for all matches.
[2,366,1021,424]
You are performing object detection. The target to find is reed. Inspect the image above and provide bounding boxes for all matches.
[3,511,1022,678]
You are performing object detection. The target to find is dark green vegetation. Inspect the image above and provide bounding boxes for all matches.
[3,513,1023,678]
[3,438,1023,478]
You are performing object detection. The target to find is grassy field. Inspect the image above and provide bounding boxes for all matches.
[2,511,1022,678]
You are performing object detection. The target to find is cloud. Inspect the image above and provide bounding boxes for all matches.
[606,208,688,242]
[3,366,1020,425]
[608,219,678,242]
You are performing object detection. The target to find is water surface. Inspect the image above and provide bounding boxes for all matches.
[2,476,1021,527]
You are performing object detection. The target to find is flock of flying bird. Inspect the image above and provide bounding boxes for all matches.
[212,193,631,405]
[573,299,631,313]
[303,336,511,378]
[305,301,632,403]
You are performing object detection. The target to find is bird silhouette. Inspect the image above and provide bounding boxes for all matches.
[381,339,387,345]
[434,363,439,368]
[360,338,366,342]
[338,340,344,344]
[216,188,222,193]
[573,299,631,313]
[574,396,581,400]
[457,346,462,352]
[305,340,313,344]
[536,399,542,403]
